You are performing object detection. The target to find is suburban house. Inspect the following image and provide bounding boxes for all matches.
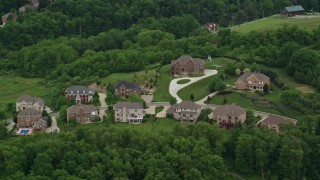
[114,102,145,124]
[205,22,218,32]
[282,5,304,16]
[17,108,47,129]
[65,86,95,103]
[167,101,201,123]
[211,104,246,128]
[67,104,99,123]
[235,72,270,92]
[19,0,40,12]
[16,95,44,112]
[114,81,142,97]
[257,115,296,133]
[2,13,17,26]
[171,55,205,75]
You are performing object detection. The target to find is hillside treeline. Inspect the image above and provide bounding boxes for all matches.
[1,122,320,179]
[1,0,320,51]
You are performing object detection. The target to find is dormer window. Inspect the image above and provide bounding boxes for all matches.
[77,90,79,94]
[83,90,85,93]
[71,90,73,94]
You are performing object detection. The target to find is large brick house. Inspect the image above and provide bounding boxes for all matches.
[16,95,44,112]
[282,5,304,16]
[211,104,246,128]
[114,81,142,97]
[171,55,205,75]
[235,72,270,92]
[114,102,145,124]
[67,104,99,123]
[2,12,17,26]
[65,86,95,103]
[257,115,296,133]
[167,101,201,123]
[17,108,46,128]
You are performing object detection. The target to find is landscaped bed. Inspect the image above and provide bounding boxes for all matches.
[176,79,191,84]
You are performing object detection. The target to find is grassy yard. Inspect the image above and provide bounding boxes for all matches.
[155,106,164,114]
[152,65,174,102]
[261,65,316,94]
[177,79,191,84]
[101,68,157,85]
[233,15,320,33]
[0,76,53,111]
[208,92,282,115]
[178,58,237,101]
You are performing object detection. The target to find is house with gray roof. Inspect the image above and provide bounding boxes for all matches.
[67,104,98,123]
[17,108,45,128]
[211,104,246,128]
[16,95,44,112]
[282,5,304,16]
[167,101,201,123]
[171,55,205,75]
[114,81,142,97]
[114,102,145,124]
[65,85,95,103]
[19,0,40,13]
[257,115,296,133]
[235,72,270,92]
[2,12,17,26]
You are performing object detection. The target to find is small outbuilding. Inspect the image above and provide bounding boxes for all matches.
[282,5,304,16]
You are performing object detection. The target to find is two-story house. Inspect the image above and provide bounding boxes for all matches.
[114,81,142,97]
[17,108,45,128]
[167,101,201,123]
[257,115,296,133]
[211,104,246,128]
[114,102,145,124]
[235,72,270,92]
[171,55,205,75]
[67,104,98,123]
[65,86,95,103]
[16,95,44,112]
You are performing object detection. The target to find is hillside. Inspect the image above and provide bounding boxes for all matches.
[232,15,320,33]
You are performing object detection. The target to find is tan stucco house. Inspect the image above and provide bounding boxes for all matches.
[16,95,44,112]
[167,101,201,123]
[211,104,246,128]
[114,102,145,124]
[257,115,295,133]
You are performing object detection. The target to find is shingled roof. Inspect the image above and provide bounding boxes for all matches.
[65,86,95,95]
[167,101,201,113]
[67,104,98,114]
[212,104,246,116]
[114,102,143,109]
[114,81,142,92]
[284,5,304,12]
[238,72,269,83]
[260,115,294,126]
[16,95,44,107]
[17,108,42,117]
[174,55,205,66]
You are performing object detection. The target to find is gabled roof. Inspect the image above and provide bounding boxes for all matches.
[67,104,98,114]
[238,72,269,83]
[16,95,44,107]
[114,81,142,92]
[174,55,205,66]
[65,86,95,95]
[212,104,246,116]
[2,12,17,18]
[29,0,39,7]
[260,115,294,126]
[114,102,143,109]
[167,101,201,113]
[284,5,304,12]
[17,108,42,117]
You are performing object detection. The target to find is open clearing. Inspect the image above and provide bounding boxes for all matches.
[152,65,174,102]
[232,15,320,33]
[0,76,53,110]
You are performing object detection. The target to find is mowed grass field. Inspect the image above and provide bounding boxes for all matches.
[0,76,53,110]
[178,57,237,101]
[232,15,320,33]
[152,65,174,102]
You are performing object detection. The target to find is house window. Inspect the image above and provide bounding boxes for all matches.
[235,117,238,120]
[229,116,231,119]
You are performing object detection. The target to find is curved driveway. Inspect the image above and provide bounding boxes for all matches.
[169,69,218,103]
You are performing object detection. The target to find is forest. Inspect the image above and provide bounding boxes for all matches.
[1,0,320,179]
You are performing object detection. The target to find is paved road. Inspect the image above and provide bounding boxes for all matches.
[147,102,171,107]
[195,92,218,105]
[169,69,218,103]
[46,116,60,133]
[156,106,170,118]
[98,92,107,118]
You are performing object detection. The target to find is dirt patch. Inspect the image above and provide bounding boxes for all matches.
[288,15,320,19]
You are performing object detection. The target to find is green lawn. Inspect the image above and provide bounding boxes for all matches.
[0,76,53,111]
[155,106,164,114]
[178,58,237,101]
[177,79,191,84]
[152,65,174,102]
[208,92,282,115]
[101,68,157,85]
[233,15,320,33]
[261,65,316,94]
